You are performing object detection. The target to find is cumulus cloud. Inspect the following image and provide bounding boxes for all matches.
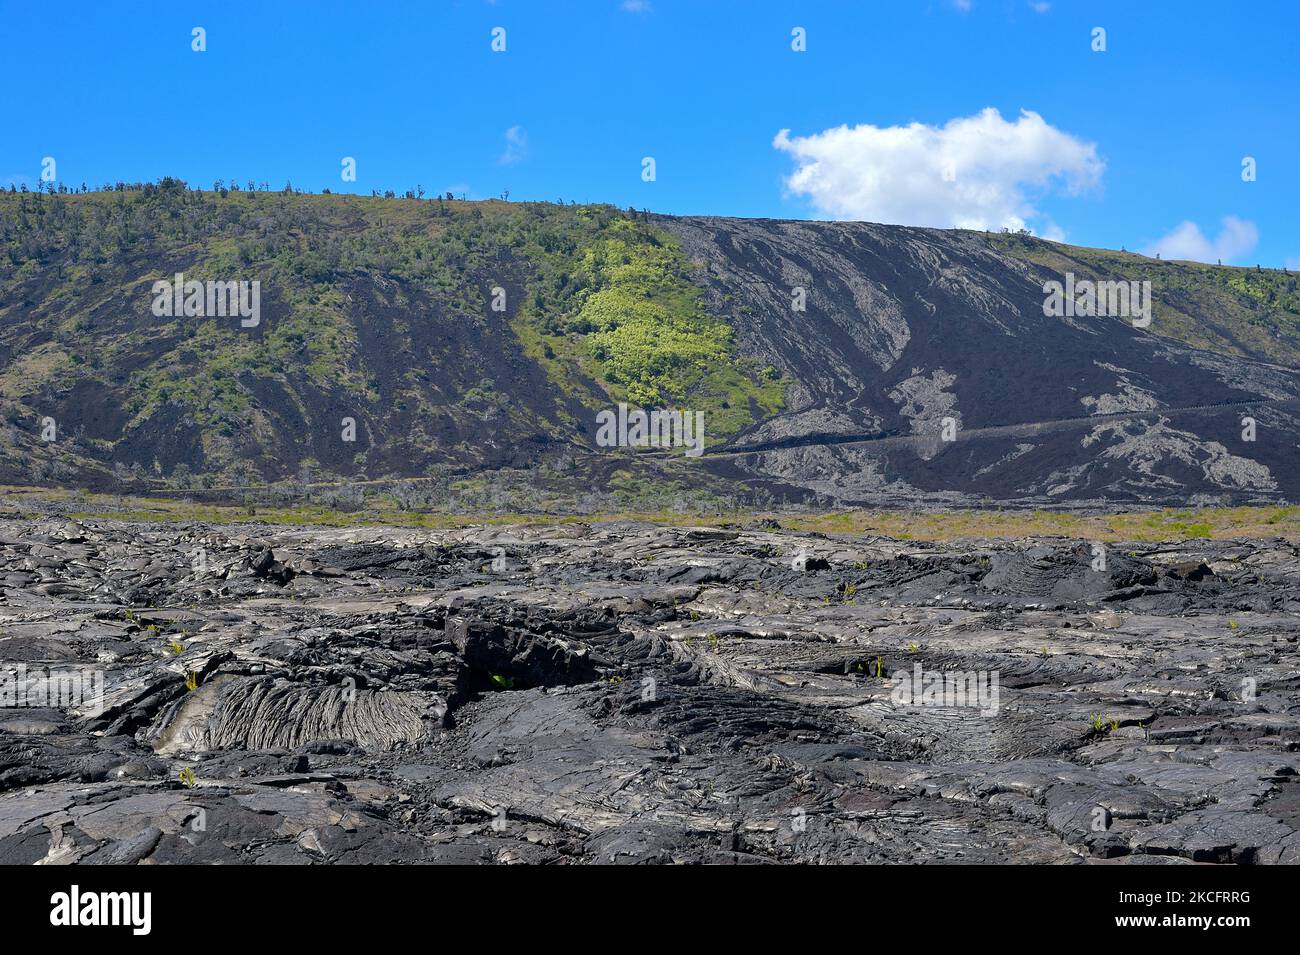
[499,126,528,165]
[1029,2,1051,13]
[1141,216,1258,264]
[772,108,1102,232]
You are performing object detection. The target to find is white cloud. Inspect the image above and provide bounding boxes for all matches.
[621,0,651,12]
[1141,216,1258,265]
[1029,2,1051,13]
[773,108,1103,232]
[499,126,528,165]
[1286,256,1300,271]
[953,0,973,11]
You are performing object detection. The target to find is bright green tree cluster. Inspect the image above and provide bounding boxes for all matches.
[561,219,784,436]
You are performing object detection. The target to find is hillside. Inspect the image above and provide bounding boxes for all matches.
[1,182,1297,508]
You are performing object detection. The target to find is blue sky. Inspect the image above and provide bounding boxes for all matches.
[3,0,1296,266]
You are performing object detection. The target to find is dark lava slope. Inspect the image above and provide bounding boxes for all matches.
[661,216,1300,507]
[1,190,1296,506]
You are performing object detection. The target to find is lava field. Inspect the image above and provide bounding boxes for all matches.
[1,517,1298,864]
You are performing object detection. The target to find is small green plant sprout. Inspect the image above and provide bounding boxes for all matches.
[123,609,137,624]
[1039,645,1049,658]
[144,622,160,635]
[608,675,623,685]
[1090,713,1120,733]
[489,673,514,690]
[184,671,198,692]
[907,641,920,654]
[842,582,857,600]
[707,633,719,649]
[178,767,196,788]
[165,638,185,656]
[688,609,700,621]
[1228,620,1239,630]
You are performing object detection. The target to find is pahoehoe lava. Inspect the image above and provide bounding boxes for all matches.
[2,516,1297,864]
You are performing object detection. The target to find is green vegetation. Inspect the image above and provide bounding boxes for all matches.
[547,218,785,433]
[1089,714,1120,734]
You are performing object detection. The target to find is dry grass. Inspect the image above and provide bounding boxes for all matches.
[778,506,1300,541]
[2,485,1296,541]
